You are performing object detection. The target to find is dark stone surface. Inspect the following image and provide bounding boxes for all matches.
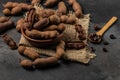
[0,0,120,80]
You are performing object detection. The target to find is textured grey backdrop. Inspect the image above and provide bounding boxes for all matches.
[0,0,120,80]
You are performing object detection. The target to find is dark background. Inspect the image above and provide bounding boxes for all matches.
[0,0,120,80]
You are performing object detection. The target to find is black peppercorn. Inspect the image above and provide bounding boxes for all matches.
[103,47,108,52]
[94,24,101,31]
[110,34,116,39]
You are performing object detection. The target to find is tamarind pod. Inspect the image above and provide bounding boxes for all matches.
[66,15,76,24]
[0,16,9,23]
[72,2,83,18]
[44,0,58,7]
[2,34,18,49]
[26,8,36,30]
[20,59,33,69]
[33,57,58,68]
[0,20,14,33]
[49,15,60,24]
[55,40,65,59]
[43,25,58,31]
[33,18,49,30]
[25,29,59,39]
[18,46,40,60]
[57,23,66,33]
[57,1,67,15]
[66,42,86,49]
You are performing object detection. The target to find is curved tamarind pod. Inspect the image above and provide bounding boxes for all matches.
[18,46,40,60]
[67,0,83,18]
[33,57,58,68]
[33,18,49,30]
[25,29,59,39]
[25,8,36,30]
[72,1,83,18]
[2,34,18,49]
[55,40,65,59]
[20,59,33,69]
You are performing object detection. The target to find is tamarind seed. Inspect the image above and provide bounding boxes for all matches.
[93,24,101,31]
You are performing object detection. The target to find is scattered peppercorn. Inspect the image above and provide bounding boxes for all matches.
[103,47,108,52]
[93,24,101,31]
[110,34,116,39]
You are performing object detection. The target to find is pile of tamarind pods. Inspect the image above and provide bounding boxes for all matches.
[2,0,83,17]
[0,0,88,69]
[18,40,65,69]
